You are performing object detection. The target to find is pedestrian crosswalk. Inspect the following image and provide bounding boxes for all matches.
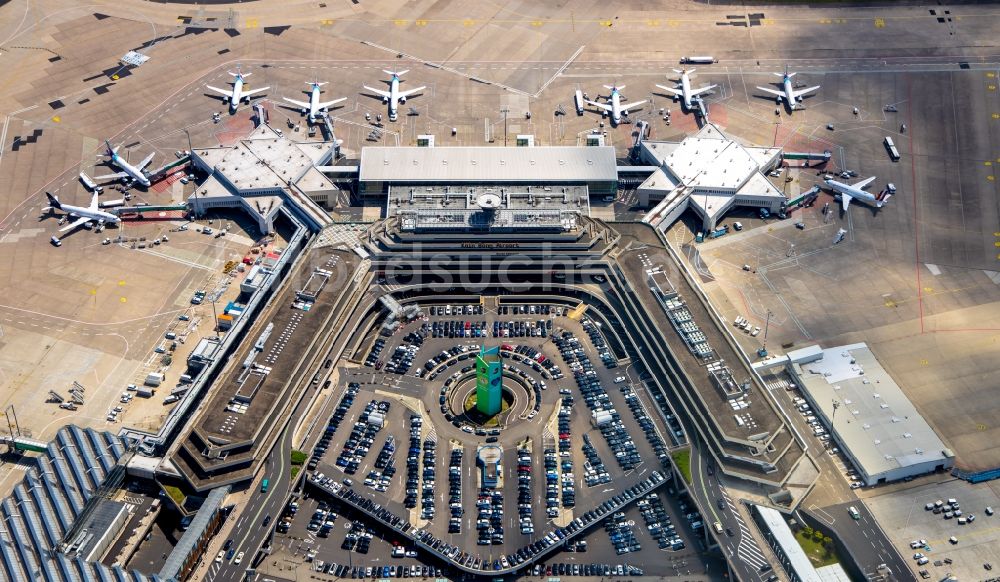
[720,489,768,570]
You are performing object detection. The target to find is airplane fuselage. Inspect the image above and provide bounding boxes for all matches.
[388,76,402,121]
[609,90,624,124]
[58,203,120,226]
[825,179,880,207]
[229,76,246,112]
[679,73,694,110]
[110,153,151,187]
[308,85,323,120]
[782,76,797,106]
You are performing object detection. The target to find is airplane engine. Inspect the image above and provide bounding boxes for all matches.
[302,108,308,115]
[775,96,781,104]
[221,96,229,103]
[399,96,407,104]
[382,96,389,103]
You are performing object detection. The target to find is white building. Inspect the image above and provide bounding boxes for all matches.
[750,504,852,582]
[638,122,785,232]
[188,124,337,233]
[787,343,954,485]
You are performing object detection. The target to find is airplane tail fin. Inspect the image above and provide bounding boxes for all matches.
[103,140,115,157]
[686,68,696,75]
[877,192,892,207]
[773,72,785,78]
[45,192,61,210]
[383,69,409,77]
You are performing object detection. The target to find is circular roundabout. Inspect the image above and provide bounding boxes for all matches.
[444,372,533,430]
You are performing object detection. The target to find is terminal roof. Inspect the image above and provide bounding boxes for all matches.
[360,146,618,183]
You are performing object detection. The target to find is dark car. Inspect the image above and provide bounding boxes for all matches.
[262,514,271,527]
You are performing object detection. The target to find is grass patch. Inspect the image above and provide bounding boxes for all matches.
[671,449,692,484]
[290,449,307,466]
[794,528,840,567]
[163,485,186,506]
[291,466,301,480]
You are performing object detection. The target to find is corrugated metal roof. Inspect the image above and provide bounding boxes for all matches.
[359,146,618,183]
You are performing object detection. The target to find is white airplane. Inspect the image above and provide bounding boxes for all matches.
[283,81,347,122]
[656,69,716,111]
[756,68,820,110]
[825,176,891,211]
[45,191,120,240]
[363,70,425,122]
[93,140,153,188]
[586,85,646,125]
[206,66,269,113]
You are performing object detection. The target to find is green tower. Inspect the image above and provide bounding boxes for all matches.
[476,345,503,416]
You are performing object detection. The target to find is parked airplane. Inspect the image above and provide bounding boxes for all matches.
[206,66,269,113]
[825,176,891,211]
[656,69,716,111]
[44,191,120,242]
[756,68,820,110]
[586,85,646,125]
[93,140,153,187]
[363,70,425,122]
[283,81,347,122]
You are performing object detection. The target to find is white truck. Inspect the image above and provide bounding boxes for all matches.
[145,372,164,387]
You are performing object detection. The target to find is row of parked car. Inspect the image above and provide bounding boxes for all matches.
[531,563,644,577]
[312,563,443,579]
[554,331,641,470]
[582,318,618,369]
[309,469,666,573]
[421,438,437,520]
[494,318,550,338]
[306,502,338,537]
[621,383,673,469]
[307,382,359,471]
[543,448,561,519]
[582,434,612,487]
[605,511,642,555]
[341,521,373,554]
[447,448,463,534]
[431,319,489,339]
[502,343,563,379]
[364,436,395,492]
[638,492,685,551]
[476,489,505,546]
[335,400,389,475]
[498,304,560,316]
[404,416,422,509]
[556,402,577,508]
[364,338,386,368]
[516,445,534,535]
[429,304,484,317]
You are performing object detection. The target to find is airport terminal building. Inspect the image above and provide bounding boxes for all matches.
[638,123,785,232]
[785,343,954,485]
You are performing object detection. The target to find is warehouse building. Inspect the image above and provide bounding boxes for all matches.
[0,426,163,581]
[786,343,954,485]
[638,122,785,232]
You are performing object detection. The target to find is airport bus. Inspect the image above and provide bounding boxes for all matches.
[79,172,103,194]
[884,136,900,162]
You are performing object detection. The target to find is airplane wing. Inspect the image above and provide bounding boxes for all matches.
[585,100,613,113]
[242,87,269,97]
[655,84,683,97]
[316,97,347,109]
[398,86,425,98]
[59,216,91,233]
[841,194,852,212]
[88,191,99,211]
[853,176,877,190]
[92,171,128,181]
[206,85,232,97]
[690,84,717,97]
[137,153,155,170]
[756,86,784,98]
[620,100,647,112]
[791,85,821,100]
[283,97,310,108]
[363,86,392,98]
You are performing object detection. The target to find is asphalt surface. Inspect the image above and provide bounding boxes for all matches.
[689,444,773,582]
[812,501,913,582]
